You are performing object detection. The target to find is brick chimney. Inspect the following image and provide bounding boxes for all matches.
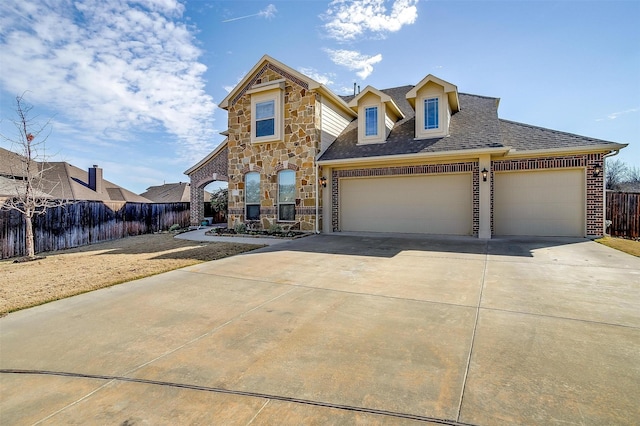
[88,165,103,193]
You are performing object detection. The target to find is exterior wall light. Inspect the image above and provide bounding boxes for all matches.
[593,164,602,177]
[320,176,327,187]
[481,168,488,182]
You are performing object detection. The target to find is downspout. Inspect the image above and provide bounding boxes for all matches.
[314,159,319,234]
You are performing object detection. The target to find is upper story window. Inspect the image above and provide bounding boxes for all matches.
[424,98,439,130]
[406,75,459,139]
[278,170,295,221]
[365,107,378,136]
[255,100,275,137]
[245,172,260,220]
[247,79,285,144]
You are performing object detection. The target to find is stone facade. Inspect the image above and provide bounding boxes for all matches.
[226,64,322,231]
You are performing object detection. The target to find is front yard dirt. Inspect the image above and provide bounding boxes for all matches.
[0,234,264,315]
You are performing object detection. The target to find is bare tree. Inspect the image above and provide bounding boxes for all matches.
[605,159,628,190]
[0,94,68,259]
[627,166,640,184]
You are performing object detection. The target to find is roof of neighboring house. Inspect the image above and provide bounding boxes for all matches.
[140,182,212,203]
[319,86,623,162]
[0,147,150,202]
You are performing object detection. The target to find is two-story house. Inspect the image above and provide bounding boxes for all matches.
[185,55,626,238]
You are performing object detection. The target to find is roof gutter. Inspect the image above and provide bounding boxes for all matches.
[317,146,512,166]
[502,143,628,158]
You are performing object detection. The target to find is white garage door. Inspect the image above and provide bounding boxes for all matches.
[340,174,472,235]
[494,169,585,237]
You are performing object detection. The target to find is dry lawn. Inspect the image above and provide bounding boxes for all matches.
[595,236,640,257]
[0,234,264,315]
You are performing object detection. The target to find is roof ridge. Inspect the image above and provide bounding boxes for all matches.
[62,162,77,200]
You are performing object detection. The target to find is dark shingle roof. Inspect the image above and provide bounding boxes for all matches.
[0,147,150,202]
[320,86,619,162]
[141,182,212,203]
[499,119,617,150]
[320,88,504,161]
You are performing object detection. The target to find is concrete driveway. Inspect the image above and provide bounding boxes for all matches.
[1,234,639,425]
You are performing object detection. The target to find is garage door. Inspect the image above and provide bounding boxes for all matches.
[340,174,472,235]
[494,169,585,237]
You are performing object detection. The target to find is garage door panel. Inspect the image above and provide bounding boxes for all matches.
[494,170,584,237]
[340,174,472,235]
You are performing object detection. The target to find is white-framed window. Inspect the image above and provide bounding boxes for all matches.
[278,170,295,221]
[248,81,284,143]
[424,98,439,130]
[365,106,378,136]
[255,100,275,138]
[245,172,260,220]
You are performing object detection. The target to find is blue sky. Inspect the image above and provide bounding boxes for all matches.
[1,0,638,194]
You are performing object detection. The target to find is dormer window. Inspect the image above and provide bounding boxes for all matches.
[424,98,439,130]
[347,86,405,145]
[365,107,378,136]
[406,75,460,139]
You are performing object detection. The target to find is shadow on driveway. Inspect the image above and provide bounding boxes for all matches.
[251,232,591,259]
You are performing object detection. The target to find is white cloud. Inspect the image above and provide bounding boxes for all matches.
[258,4,277,19]
[0,0,216,163]
[596,107,639,121]
[222,3,277,23]
[322,0,419,41]
[223,73,247,93]
[298,67,336,86]
[324,49,383,79]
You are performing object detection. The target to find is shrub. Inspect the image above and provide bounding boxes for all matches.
[234,223,247,234]
[169,224,181,232]
[268,224,282,234]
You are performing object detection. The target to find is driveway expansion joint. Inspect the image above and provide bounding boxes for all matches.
[1,369,479,426]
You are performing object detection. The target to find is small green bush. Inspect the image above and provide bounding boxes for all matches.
[234,223,247,234]
[169,224,181,232]
[268,224,282,234]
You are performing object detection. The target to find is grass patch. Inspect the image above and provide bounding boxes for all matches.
[595,236,640,257]
[0,234,264,315]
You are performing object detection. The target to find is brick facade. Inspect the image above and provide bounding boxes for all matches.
[491,153,605,237]
[186,146,229,226]
[331,162,479,235]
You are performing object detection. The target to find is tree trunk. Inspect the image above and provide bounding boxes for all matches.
[25,215,35,258]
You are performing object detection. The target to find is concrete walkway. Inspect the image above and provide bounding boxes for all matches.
[1,234,639,424]
[175,226,295,246]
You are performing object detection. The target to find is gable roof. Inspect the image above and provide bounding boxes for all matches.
[347,85,404,118]
[318,86,625,164]
[218,54,355,118]
[141,182,211,203]
[406,74,460,112]
[0,147,150,202]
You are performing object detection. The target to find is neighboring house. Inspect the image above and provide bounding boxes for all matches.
[141,182,221,223]
[0,147,150,203]
[140,182,211,203]
[185,55,627,238]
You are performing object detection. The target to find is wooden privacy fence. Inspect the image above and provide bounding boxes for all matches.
[0,201,190,259]
[606,191,640,239]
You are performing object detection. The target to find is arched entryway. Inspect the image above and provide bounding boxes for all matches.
[184,141,229,226]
